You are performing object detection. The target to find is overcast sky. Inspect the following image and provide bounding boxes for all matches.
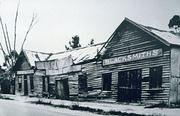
[0,0,180,65]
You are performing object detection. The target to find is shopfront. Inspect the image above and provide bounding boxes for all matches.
[100,18,176,104]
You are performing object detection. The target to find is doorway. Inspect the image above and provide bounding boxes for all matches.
[24,75,28,96]
[42,76,49,97]
[56,78,69,99]
[118,69,141,102]
[78,74,87,94]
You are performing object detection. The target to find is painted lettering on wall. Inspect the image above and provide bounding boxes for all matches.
[103,49,162,66]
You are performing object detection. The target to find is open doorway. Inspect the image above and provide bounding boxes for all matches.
[24,75,28,96]
[56,78,69,99]
[118,69,141,102]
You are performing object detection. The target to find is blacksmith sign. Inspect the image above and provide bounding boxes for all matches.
[103,48,163,66]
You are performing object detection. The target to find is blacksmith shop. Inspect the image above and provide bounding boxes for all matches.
[100,18,180,104]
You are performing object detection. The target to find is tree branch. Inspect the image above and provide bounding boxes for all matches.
[14,1,20,51]
[21,13,37,50]
[5,24,12,53]
[0,17,10,54]
[0,42,11,68]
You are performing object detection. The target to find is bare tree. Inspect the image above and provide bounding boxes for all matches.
[13,2,20,51]
[0,2,37,94]
[21,13,37,50]
[0,3,37,70]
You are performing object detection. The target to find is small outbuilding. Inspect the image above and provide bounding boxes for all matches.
[13,50,51,96]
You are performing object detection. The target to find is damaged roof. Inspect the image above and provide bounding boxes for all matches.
[49,42,104,64]
[20,18,180,67]
[23,50,51,66]
[22,42,104,66]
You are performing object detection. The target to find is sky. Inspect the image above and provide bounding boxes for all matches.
[0,0,180,65]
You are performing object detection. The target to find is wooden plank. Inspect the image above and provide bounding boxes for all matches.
[17,70,34,75]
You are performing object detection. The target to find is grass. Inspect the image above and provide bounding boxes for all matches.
[32,100,146,116]
[145,101,180,108]
[0,94,14,100]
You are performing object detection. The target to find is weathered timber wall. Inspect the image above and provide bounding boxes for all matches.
[169,47,180,104]
[15,58,31,96]
[55,73,79,98]
[33,75,43,96]
[101,22,171,104]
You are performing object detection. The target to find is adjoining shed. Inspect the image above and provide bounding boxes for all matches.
[35,43,104,99]
[13,50,51,96]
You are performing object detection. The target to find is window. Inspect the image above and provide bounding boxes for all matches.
[102,73,112,91]
[78,74,87,94]
[29,75,34,92]
[149,66,162,89]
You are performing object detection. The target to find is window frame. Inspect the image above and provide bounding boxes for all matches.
[78,74,88,93]
[18,76,22,91]
[102,73,112,91]
[149,66,162,89]
[29,75,34,92]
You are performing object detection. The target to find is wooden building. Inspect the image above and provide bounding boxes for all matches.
[13,18,180,105]
[14,50,51,96]
[35,43,104,99]
[98,18,180,105]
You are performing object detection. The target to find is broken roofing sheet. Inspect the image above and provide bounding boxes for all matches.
[23,50,51,66]
[23,19,180,67]
[49,42,105,64]
[23,42,105,67]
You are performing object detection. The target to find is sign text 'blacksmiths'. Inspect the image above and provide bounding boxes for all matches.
[103,49,163,66]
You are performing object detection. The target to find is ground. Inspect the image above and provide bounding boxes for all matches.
[1,94,180,116]
[0,99,103,116]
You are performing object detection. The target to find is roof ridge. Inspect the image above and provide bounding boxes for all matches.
[22,42,105,56]
[124,17,167,32]
[23,49,52,55]
[53,42,105,55]
[144,26,168,32]
[124,17,171,46]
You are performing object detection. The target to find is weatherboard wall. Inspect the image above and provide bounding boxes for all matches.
[169,47,180,104]
[101,22,171,104]
[15,54,44,97]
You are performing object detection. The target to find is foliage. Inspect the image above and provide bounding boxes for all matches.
[168,15,180,33]
[65,35,81,50]
[89,38,94,45]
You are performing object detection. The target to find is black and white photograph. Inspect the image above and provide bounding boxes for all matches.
[0,0,180,116]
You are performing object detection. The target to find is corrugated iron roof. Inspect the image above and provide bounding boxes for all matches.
[22,42,104,66]
[50,42,104,64]
[23,50,51,66]
[125,18,180,46]
[145,26,180,46]
[22,18,180,67]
